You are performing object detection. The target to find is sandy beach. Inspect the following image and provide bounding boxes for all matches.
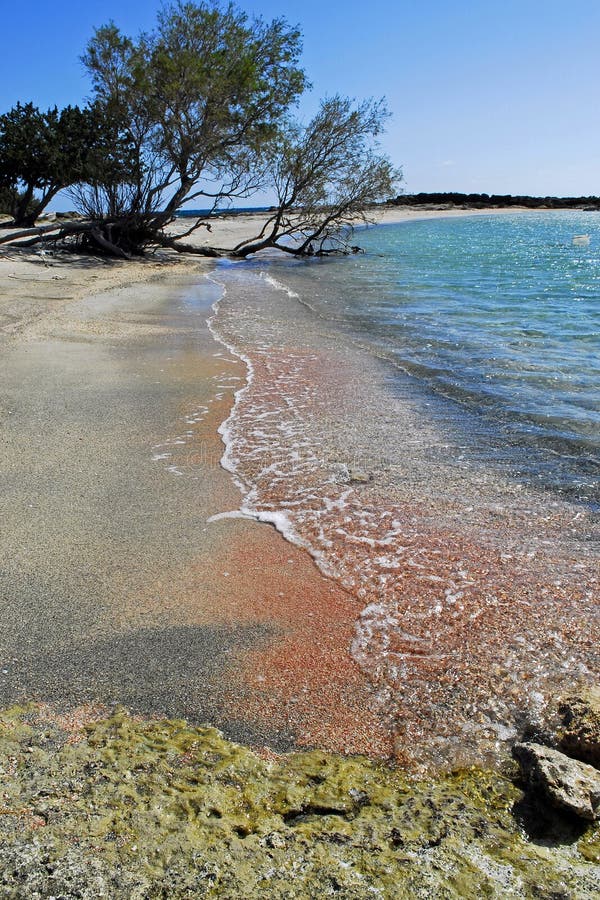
[0,203,596,762]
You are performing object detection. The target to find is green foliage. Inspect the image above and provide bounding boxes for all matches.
[0,101,127,226]
[0,184,19,217]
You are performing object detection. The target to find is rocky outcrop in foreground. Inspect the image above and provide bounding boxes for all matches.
[559,689,600,768]
[512,688,600,827]
[1,704,599,898]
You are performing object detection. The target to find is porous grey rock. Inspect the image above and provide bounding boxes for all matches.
[558,688,600,768]
[513,741,600,821]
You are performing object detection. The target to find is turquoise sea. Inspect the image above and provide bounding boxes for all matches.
[245,212,600,507]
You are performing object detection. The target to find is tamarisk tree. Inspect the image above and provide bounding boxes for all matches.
[232,97,402,257]
[74,0,306,254]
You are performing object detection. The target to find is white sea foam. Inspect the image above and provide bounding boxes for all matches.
[207,509,253,522]
[261,272,300,299]
[205,271,347,579]
[261,271,320,313]
[205,273,256,501]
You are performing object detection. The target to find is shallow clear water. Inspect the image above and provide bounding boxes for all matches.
[244,212,600,506]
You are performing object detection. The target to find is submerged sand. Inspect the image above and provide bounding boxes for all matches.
[208,259,599,771]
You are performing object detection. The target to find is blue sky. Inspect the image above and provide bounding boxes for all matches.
[2,0,599,203]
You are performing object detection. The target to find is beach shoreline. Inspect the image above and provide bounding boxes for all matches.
[0,203,597,766]
[0,208,403,756]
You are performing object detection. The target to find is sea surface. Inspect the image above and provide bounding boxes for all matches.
[249,212,600,505]
[210,212,600,768]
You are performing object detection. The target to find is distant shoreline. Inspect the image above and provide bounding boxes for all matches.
[175,193,600,221]
[386,191,600,211]
[2,198,594,232]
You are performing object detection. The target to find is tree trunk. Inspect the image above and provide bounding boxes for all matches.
[148,178,195,232]
[88,227,132,259]
[155,234,226,257]
[12,184,36,227]
[27,184,62,226]
[0,221,63,245]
